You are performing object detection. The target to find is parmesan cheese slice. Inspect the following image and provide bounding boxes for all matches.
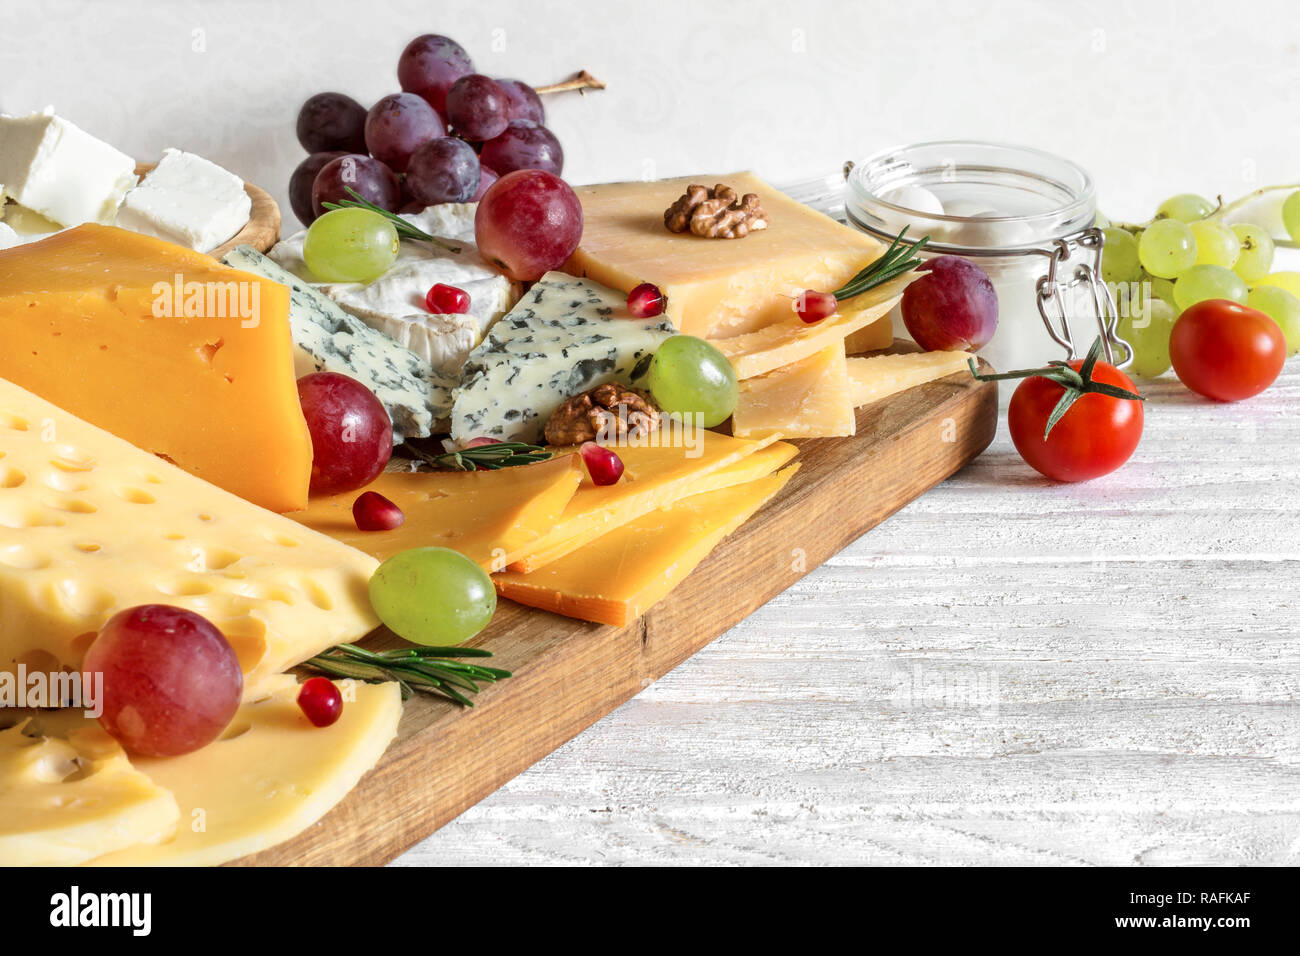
[731,343,856,440]
[846,350,974,407]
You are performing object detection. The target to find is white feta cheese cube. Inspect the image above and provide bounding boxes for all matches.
[116,148,252,252]
[0,108,136,226]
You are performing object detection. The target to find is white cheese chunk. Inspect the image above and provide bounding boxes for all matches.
[116,148,251,253]
[0,223,18,250]
[451,271,677,445]
[0,108,136,226]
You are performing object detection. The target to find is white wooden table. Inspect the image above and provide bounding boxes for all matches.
[395,351,1300,866]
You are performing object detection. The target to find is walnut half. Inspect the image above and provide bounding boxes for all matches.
[664,183,769,239]
[544,383,661,446]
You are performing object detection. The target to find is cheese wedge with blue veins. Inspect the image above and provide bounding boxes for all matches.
[451,271,677,445]
[222,245,451,440]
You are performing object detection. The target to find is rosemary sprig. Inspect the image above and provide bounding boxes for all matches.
[306,643,511,705]
[833,228,931,301]
[322,187,463,253]
[406,440,553,471]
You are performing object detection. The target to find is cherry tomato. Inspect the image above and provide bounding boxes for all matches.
[1169,299,1286,402]
[1008,360,1144,482]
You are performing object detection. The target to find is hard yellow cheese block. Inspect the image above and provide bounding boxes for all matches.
[495,466,799,627]
[731,343,855,440]
[0,377,380,697]
[88,678,401,866]
[512,437,798,573]
[715,274,910,379]
[564,172,883,338]
[0,721,179,866]
[290,453,585,569]
[0,224,312,512]
[843,315,896,354]
[847,350,974,407]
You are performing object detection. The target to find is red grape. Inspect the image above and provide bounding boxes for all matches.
[901,256,999,351]
[297,677,344,727]
[405,137,480,205]
[311,153,401,218]
[472,165,499,201]
[497,79,545,124]
[84,605,243,757]
[398,34,474,115]
[290,151,346,226]
[445,74,510,142]
[474,169,584,281]
[296,92,368,154]
[479,120,564,176]
[297,372,393,495]
[353,490,405,531]
[364,92,445,174]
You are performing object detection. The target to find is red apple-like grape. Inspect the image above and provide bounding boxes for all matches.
[445,74,510,142]
[84,605,243,757]
[474,169,584,281]
[472,164,499,201]
[398,34,474,115]
[311,154,401,218]
[296,92,368,154]
[479,120,564,176]
[297,372,393,495]
[290,151,346,226]
[405,136,480,205]
[497,79,545,124]
[365,92,445,174]
[901,255,999,351]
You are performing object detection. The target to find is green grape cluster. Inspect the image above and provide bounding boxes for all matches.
[1098,187,1300,378]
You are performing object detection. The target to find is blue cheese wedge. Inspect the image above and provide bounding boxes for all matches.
[222,245,450,441]
[451,272,676,445]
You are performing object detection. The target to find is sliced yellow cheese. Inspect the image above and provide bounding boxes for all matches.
[847,350,974,407]
[565,172,883,338]
[0,721,179,866]
[87,678,400,867]
[290,453,585,569]
[843,314,896,354]
[731,343,855,440]
[0,377,380,697]
[512,438,798,573]
[495,465,798,627]
[714,276,909,379]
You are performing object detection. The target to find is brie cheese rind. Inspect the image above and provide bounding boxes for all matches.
[269,202,520,377]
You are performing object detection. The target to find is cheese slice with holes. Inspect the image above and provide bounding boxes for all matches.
[0,224,311,512]
[86,678,400,866]
[714,276,910,379]
[564,172,883,338]
[510,434,796,573]
[731,343,855,440]
[290,453,584,569]
[494,466,798,626]
[0,376,380,697]
[0,721,179,866]
[846,350,973,407]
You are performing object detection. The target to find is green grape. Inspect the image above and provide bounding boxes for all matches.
[1172,264,1249,311]
[1100,228,1142,284]
[1155,193,1215,222]
[369,547,496,646]
[303,208,400,282]
[1256,271,1300,298]
[647,335,739,428]
[1116,296,1177,378]
[1282,190,1300,242]
[1148,275,1178,310]
[1188,219,1240,268]
[1094,211,1111,229]
[1247,285,1300,355]
[1231,223,1275,282]
[1138,219,1198,278]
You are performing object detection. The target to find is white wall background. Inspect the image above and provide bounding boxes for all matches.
[4,0,1297,229]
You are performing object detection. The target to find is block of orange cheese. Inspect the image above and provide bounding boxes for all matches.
[0,224,311,512]
[564,172,883,338]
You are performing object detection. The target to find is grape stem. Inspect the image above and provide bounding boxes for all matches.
[535,70,606,96]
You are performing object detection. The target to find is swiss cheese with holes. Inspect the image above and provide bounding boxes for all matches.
[0,376,380,697]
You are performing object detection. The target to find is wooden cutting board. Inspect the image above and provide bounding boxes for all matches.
[237,349,998,866]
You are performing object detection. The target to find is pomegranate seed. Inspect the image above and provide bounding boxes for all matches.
[580,441,624,486]
[627,282,666,318]
[352,490,405,531]
[297,677,343,727]
[794,290,837,323]
[426,283,471,314]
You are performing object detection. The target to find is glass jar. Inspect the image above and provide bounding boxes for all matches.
[842,141,1129,376]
